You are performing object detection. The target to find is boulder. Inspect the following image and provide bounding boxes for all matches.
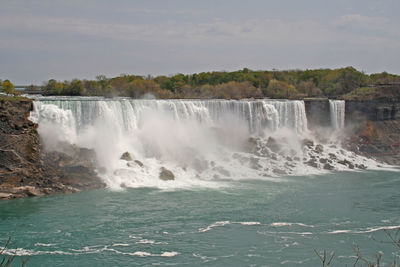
[314,144,324,153]
[302,139,314,148]
[319,158,328,163]
[213,166,231,177]
[356,164,367,169]
[11,186,44,197]
[120,152,133,161]
[0,193,12,199]
[328,153,337,160]
[134,160,144,167]
[273,168,287,175]
[305,159,318,168]
[159,167,175,181]
[348,162,355,169]
[323,163,334,170]
[249,157,262,170]
[246,137,259,152]
[266,137,281,153]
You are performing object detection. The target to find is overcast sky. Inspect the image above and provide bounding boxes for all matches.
[1,0,399,84]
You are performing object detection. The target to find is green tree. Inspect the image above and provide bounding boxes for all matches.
[68,79,85,96]
[44,79,57,95]
[267,79,298,98]
[1,80,15,95]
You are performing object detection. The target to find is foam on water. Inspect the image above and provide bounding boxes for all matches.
[29,97,387,189]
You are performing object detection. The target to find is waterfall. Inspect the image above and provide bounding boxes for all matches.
[329,100,345,130]
[31,98,308,136]
[29,96,380,189]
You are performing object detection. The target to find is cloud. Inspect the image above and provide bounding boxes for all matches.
[333,14,388,30]
[0,14,364,47]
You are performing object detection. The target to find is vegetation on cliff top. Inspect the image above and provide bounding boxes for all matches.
[0,80,20,97]
[4,67,400,100]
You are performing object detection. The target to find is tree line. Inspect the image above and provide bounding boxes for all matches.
[2,67,400,99]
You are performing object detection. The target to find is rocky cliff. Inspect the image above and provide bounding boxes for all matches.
[0,96,105,200]
[304,98,331,128]
[345,100,400,122]
[304,98,400,165]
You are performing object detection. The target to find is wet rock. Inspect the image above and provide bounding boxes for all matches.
[356,164,367,169]
[302,139,314,148]
[260,147,270,157]
[246,137,259,152]
[233,153,249,164]
[305,159,318,168]
[0,193,12,199]
[337,159,355,169]
[319,158,328,164]
[213,166,230,177]
[120,152,133,161]
[11,186,44,197]
[159,167,175,181]
[249,157,262,170]
[273,168,287,175]
[266,137,281,153]
[323,163,334,170]
[285,162,295,168]
[314,144,324,153]
[338,159,351,166]
[328,153,337,160]
[134,160,144,167]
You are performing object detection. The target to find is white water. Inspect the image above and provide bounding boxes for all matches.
[329,100,345,130]
[29,97,382,189]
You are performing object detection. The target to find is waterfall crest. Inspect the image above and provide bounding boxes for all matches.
[32,98,308,135]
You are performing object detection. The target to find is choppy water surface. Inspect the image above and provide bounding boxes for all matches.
[1,169,399,266]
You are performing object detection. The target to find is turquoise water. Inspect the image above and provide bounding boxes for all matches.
[1,169,400,266]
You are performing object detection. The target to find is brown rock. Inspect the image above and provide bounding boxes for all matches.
[134,160,144,167]
[302,139,314,148]
[267,137,281,153]
[159,167,175,181]
[120,152,133,161]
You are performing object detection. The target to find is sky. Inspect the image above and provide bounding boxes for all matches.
[0,0,399,84]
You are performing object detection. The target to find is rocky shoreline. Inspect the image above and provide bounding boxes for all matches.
[0,96,105,200]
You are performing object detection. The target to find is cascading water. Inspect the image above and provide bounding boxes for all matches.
[30,97,380,189]
[329,100,345,130]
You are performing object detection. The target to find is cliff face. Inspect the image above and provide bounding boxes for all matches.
[304,98,400,126]
[345,100,400,122]
[304,98,400,165]
[0,96,105,200]
[0,98,43,192]
[304,99,331,128]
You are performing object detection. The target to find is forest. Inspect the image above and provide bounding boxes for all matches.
[2,67,400,100]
